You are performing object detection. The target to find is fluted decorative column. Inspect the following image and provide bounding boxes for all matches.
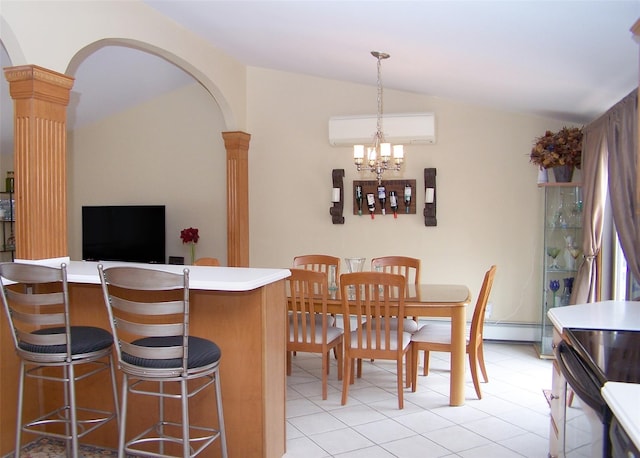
[222,131,251,267]
[4,65,73,260]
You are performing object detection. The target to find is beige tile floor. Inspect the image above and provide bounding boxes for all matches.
[284,341,553,458]
[14,341,552,458]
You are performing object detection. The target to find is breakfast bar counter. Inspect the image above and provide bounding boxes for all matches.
[0,260,291,458]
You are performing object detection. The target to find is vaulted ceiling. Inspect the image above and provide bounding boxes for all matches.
[1,1,639,155]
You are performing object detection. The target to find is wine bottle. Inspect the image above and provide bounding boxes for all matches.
[377,185,387,215]
[355,185,363,216]
[389,190,398,218]
[404,184,412,214]
[366,193,376,219]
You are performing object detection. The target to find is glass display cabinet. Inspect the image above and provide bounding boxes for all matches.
[537,183,583,358]
[0,190,15,261]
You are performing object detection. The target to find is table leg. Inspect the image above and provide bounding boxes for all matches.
[449,306,466,406]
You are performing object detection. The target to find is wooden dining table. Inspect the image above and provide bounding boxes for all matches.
[322,283,472,406]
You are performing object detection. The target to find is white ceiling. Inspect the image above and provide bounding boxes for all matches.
[2,1,640,155]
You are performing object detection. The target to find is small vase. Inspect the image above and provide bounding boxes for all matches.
[537,167,548,184]
[553,165,574,183]
[190,243,196,265]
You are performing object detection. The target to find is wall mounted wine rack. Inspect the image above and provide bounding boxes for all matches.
[352,179,417,216]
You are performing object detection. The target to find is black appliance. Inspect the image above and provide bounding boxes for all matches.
[555,328,640,457]
[610,416,640,457]
[82,205,166,264]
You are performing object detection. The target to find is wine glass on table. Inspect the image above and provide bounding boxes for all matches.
[345,257,365,298]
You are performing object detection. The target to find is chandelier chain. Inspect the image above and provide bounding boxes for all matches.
[376,53,384,146]
[352,51,403,185]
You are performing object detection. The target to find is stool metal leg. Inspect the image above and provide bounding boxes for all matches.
[118,375,128,458]
[215,369,228,458]
[181,378,189,458]
[14,361,25,458]
[68,364,80,458]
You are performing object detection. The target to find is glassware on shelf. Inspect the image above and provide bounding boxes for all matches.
[562,277,574,306]
[569,246,582,264]
[549,279,560,307]
[547,247,561,269]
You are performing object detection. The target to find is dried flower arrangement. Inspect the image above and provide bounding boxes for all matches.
[530,126,583,169]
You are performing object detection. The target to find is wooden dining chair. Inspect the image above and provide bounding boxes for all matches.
[194,257,221,266]
[371,256,421,332]
[287,269,344,399]
[340,271,412,409]
[411,265,497,399]
[293,254,340,284]
[293,254,340,341]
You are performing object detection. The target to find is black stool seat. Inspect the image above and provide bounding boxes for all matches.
[124,336,221,369]
[21,326,114,355]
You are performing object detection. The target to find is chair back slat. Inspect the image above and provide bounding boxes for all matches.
[0,263,72,358]
[114,317,184,338]
[109,296,185,316]
[6,288,65,306]
[10,308,65,326]
[102,266,186,291]
[120,341,184,360]
[17,329,67,346]
[1,262,65,284]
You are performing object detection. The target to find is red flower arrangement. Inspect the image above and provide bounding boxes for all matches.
[180,227,199,264]
[180,227,199,244]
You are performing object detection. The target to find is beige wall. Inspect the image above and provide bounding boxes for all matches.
[68,83,227,265]
[246,67,574,324]
[1,0,581,326]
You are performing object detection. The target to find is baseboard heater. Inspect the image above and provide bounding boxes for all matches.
[417,319,540,343]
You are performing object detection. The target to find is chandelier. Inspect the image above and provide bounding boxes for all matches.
[353,51,404,184]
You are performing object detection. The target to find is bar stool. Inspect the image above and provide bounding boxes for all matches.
[98,265,227,458]
[0,262,119,457]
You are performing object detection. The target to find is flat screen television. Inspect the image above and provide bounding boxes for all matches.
[82,205,166,264]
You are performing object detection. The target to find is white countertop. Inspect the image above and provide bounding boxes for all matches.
[14,259,291,292]
[547,300,640,332]
[602,381,640,451]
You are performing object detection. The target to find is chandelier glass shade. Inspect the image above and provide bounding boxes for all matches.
[354,51,404,184]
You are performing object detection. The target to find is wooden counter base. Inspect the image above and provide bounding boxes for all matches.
[0,280,287,458]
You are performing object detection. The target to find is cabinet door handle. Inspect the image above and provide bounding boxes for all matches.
[549,393,560,400]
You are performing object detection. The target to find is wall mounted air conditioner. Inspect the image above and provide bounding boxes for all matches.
[328,112,435,146]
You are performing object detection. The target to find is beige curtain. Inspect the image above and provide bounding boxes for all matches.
[572,118,608,304]
[607,90,639,284]
[572,89,637,304]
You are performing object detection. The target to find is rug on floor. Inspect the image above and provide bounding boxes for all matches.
[17,437,121,458]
